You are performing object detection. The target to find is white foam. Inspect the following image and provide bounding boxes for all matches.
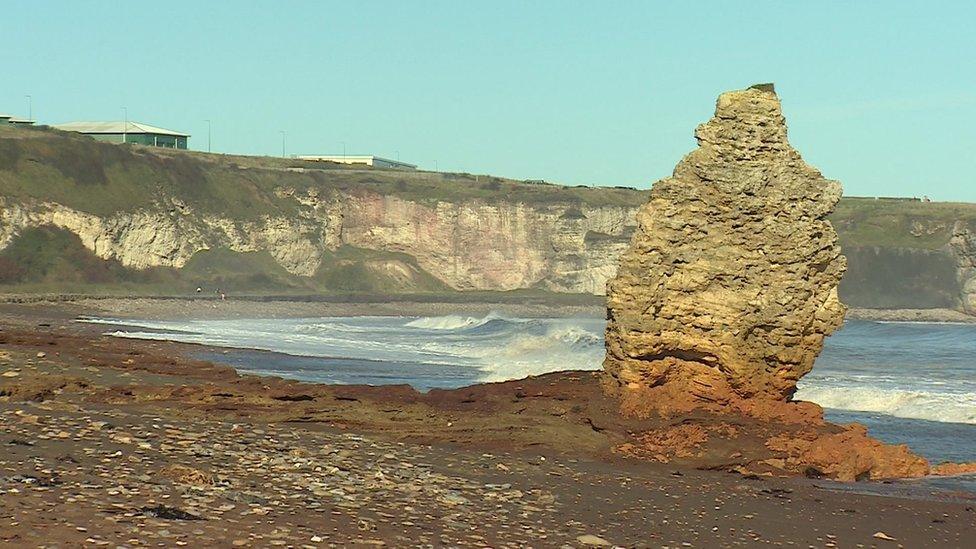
[476,324,604,382]
[404,314,491,330]
[87,315,976,428]
[795,385,976,425]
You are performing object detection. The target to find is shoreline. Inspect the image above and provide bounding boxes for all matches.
[88,311,976,467]
[4,293,976,323]
[2,302,976,546]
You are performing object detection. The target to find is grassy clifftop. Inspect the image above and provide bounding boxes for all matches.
[0,125,641,219]
[4,124,974,249]
[833,197,976,250]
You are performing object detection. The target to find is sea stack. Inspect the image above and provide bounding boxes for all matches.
[604,84,847,411]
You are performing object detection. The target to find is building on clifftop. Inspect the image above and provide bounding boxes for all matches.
[53,121,189,149]
[297,154,417,170]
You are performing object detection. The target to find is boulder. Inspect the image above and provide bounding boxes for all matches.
[604,84,847,409]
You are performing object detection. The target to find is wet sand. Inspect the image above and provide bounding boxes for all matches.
[1,301,975,547]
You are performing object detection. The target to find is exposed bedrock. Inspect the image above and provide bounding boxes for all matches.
[949,222,976,314]
[603,85,847,408]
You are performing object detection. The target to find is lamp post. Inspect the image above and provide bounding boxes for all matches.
[205,119,212,153]
[340,141,346,161]
[25,95,31,121]
[280,131,286,158]
[122,107,128,144]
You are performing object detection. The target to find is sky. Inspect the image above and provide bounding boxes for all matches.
[2,1,975,201]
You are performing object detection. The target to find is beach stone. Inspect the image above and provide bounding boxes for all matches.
[158,464,214,486]
[604,84,847,408]
[576,534,611,546]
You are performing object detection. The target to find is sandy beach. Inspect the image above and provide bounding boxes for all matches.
[1,300,975,547]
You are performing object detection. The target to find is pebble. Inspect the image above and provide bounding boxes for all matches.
[576,533,611,546]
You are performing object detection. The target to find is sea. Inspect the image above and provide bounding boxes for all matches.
[88,315,976,469]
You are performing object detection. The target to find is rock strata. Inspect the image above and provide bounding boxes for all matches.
[604,85,847,409]
[949,221,976,314]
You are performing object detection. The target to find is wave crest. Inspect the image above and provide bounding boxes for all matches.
[405,314,497,330]
[795,385,976,425]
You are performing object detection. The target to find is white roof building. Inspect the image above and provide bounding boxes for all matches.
[52,121,189,149]
[4,115,34,125]
[297,155,416,170]
[53,121,189,137]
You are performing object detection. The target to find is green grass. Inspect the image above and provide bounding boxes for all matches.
[0,227,452,296]
[0,125,646,220]
[313,246,451,293]
[0,225,181,293]
[831,198,976,249]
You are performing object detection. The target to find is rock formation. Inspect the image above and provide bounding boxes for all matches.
[604,84,847,409]
[949,221,976,314]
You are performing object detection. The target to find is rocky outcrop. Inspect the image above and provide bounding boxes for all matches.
[599,85,941,481]
[604,85,847,408]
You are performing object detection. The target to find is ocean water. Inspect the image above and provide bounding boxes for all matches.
[88,315,976,465]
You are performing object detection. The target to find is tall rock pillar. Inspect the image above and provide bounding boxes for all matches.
[604,85,847,410]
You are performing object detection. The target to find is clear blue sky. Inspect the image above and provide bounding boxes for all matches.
[3,1,974,201]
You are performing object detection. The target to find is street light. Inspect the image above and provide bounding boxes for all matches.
[205,119,212,153]
[280,131,286,158]
[122,107,128,144]
[339,141,346,160]
[25,95,31,121]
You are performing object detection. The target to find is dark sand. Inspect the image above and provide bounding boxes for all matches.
[1,300,975,547]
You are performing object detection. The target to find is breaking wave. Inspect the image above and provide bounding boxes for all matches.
[405,314,496,330]
[795,385,976,425]
[88,315,976,427]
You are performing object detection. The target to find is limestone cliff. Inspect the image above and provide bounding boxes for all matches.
[0,194,343,276]
[340,193,635,292]
[0,193,636,294]
[949,221,976,314]
[604,85,847,405]
[0,123,974,311]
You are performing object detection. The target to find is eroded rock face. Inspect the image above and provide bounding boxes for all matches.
[949,221,976,314]
[604,85,847,407]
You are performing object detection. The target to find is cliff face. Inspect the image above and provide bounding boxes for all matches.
[0,190,637,294]
[340,193,635,293]
[949,222,976,314]
[0,124,975,311]
[0,193,343,277]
